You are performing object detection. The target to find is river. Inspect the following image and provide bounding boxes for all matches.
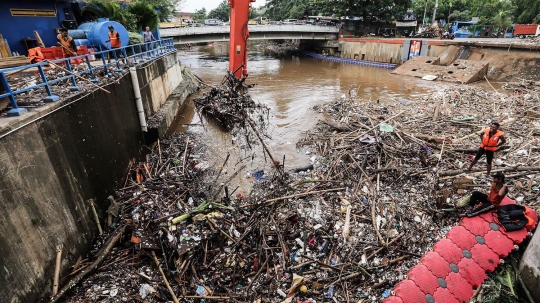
[167,42,442,192]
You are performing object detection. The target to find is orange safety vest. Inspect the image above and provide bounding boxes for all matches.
[480,128,504,151]
[108,31,121,48]
[57,34,75,54]
[487,182,506,206]
[28,47,44,63]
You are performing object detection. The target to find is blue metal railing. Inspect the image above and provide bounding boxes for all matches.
[0,38,176,116]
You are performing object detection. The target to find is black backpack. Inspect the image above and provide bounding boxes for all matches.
[497,204,528,231]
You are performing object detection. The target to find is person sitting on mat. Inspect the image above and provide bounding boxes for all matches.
[461,172,508,217]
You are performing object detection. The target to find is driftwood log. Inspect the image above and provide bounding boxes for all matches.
[438,166,540,177]
[51,225,127,303]
[321,119,351,131]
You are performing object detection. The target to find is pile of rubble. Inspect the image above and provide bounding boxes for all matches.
[53,82,539,302]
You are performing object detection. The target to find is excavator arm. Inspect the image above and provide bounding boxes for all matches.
[228,0,255,79]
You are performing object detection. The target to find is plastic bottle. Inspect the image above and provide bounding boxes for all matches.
[317,240,327,251]
[326,284,335,298]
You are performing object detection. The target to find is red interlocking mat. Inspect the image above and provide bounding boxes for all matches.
[393,280,426,303]
[483,230,514,258]
[433,238,463,264]
[461,216,491,236]
[498,226,528,244]
[446,226,477,250]
[382,296,404,303]
[420,251,451,278]
[457,257,487,288]
[445,272,474,302]
[385,196,538,303]
[407,264,439,295]
[470,243,501,272]
[433,287,460,303]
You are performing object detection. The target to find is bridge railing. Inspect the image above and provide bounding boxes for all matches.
[160,24,340,37]
[0,38,175,116]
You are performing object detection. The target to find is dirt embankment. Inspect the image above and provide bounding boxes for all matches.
[429,44,540,82]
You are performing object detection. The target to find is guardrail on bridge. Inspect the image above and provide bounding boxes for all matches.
[0,38,175,117]
[160,24,340,37]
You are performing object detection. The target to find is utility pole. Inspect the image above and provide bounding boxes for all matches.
[422,0,428,26]
[432,0,439,23]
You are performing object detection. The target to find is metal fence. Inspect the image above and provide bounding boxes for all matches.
[0,38,175,116]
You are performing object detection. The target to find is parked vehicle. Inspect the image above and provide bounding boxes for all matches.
[451,21,478,38]
[412,32,434,38]
[514,24,540,38]
[204,19,222,26]
[441,31,455,40]
[248,19,257,25]
[282,19,298,24]
[490,31,505,38]
[255,17,268,25]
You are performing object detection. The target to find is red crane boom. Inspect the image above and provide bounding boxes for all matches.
[228,0,255,79]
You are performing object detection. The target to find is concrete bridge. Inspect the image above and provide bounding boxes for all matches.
[159,24,340,44]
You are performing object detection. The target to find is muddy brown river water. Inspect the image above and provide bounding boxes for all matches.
[167,42,448,193]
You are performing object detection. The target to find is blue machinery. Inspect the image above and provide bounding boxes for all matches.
[69,19,130,51]
[0,38,175,117]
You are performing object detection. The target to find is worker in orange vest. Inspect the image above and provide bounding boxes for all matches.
[105,25,122,63]
[28,47,44,63]
[57,28,77,57]
[468,122,506,175]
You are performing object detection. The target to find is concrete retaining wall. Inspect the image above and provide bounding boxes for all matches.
[338,39,540,82]
[520,230,540,301]
[340,40,403,64]
[138,52,184,116]
[0,52,195,302]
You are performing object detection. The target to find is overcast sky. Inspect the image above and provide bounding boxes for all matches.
[181,0,266,13]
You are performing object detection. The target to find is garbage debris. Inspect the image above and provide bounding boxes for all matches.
[54,81,540,302]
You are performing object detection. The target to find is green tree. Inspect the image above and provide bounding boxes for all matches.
[411,0,469,23]
[266,0,315,21]
[514,0,540,23]
[128,1,159,32]
[145,0,182,21]
[490,10,512,28]
[468,0,515,24]
[311,0,411,25]
[191,8,207,22]
[208,0,230,21]
[250,7,264,19]
[448,9,471,21]
[82,0,136,30]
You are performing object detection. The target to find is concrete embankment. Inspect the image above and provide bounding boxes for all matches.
[0,51,198,302]
[338,38,540,81]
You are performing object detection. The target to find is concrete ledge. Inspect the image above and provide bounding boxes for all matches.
[391,56,488,83]
[146,67,201,140]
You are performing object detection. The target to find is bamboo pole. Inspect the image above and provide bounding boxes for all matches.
[89,199,103,235]
[151,251,179,303]
[51,225,126,303]
[52,244,63,296]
